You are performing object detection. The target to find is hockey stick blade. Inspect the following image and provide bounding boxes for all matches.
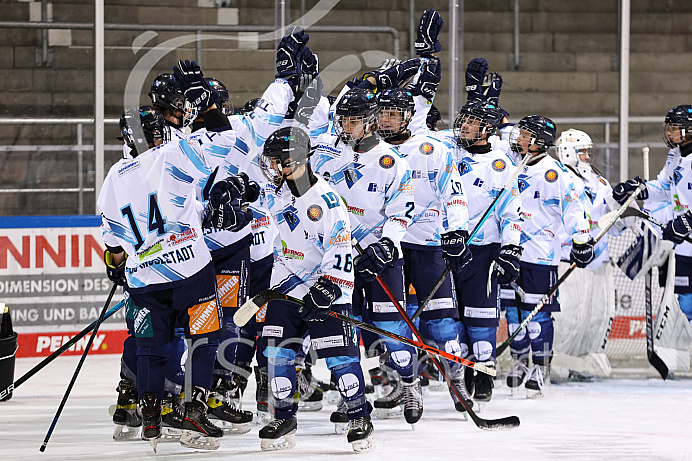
[598,207,692,245]
[233,290,288,327]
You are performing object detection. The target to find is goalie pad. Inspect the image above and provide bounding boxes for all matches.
[617,221,673,281]
[653,251,692,373]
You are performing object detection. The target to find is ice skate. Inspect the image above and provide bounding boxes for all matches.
[369,366,396,399]
[139,393,162,453]
[208,378,253,434]
[111,378,141,440]
[180,387,223,451]
[448,372,474,421]
[330,397,349,434]
[160,394,184,441]
[347,415,375,453]
[373,376,404,419]
[506,357,530,397]
[254,366,272,426]
[296,365,324,412]
[259,416,298,451]
[474,365,495,408]
[525,364,549,399]
[402,378,423,426]
[324,371,342,404]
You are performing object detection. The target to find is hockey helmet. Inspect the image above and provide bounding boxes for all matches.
[205,77,233,115]
[119,106,167,158]
[663,105,692,148]
[334,88,378,146]
[453,99,503,148]
[509,115,557,155]
[261,126,314,186]
[377,88,415,139]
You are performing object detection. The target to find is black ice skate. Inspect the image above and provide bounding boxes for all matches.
[474,367,495,403]
[525,364,549,398]
[259,416,298,451]
[372,370,404,419]
[347,415,375,453]
[506,357,530,397]
[402,378,423,425]
[112,378,141,441]
[296,365,324,411]
[139,393,162,453]
[254,366,272,426]
[448,372,474,420]
[180,387,223,450]
[160,394,184,441]
[208,377,253,434]
[330,397,349,434]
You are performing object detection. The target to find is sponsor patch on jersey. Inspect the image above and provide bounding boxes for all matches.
[117,160,140,176]
[188,297,220,335]
[492,159,506,172]
[419,142,435,155]
[544,169,558,183]
[599,177,607,186]
[307,204,323,221]
[379,154,395,169]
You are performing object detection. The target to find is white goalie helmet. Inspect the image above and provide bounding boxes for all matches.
[557,128,593,177]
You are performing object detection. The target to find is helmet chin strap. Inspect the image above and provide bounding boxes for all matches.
[383,129,411,144]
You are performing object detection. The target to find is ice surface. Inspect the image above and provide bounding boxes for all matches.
[1,354,691,460]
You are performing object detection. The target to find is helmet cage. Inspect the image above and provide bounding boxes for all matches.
[334,113,378,147]
[453,112,493,148]
[377,106,413,139]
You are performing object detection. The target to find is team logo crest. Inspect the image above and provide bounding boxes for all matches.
[492,159,506,172]
[458,160,470,175]
[307,204,323,222]
[344,168,362,188]
[379,154,395,169]
[419,142,434,155]
[544,169,558,183]
[518,174,530,192]
[322,171,331,181]
[674,170,682,185]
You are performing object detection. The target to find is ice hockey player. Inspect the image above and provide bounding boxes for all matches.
[311,87,415,422]
[376,86,471,424]
[612,105,692,327]
[99,105,256,452]
[449,99,522,404]
[257,127,375,453]
[503,115,593,397]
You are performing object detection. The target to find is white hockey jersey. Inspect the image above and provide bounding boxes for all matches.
[391,133,469,247]
[265,177,354,303]
[311,134,414,252]
[98,138,213,289]
[517,154,591,265]
[643,146,692,257]
[450,144,522,247]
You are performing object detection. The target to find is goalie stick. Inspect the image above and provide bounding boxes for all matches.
[0,298,125,401]
[411,153,531,321]
[496,183,646,357]
[239,288,519,430]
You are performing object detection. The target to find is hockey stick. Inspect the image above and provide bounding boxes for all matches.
[0,299,126,402]
[235,289,494,375]
[353,242,519,431]
[597,206,692,245]
[40,282,118,452]
[645,267,670,379]
[496,183,646,357]
[411,153,530,321]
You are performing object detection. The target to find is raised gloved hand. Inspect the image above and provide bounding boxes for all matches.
[203,174,257,232]
[104,249,127,286]
[275,26,309,82]
[570,238,596,268]
[612,177,648,205]
[492,244,522,285]
[483,72,503,106]
[365,58,421,93]
[465,57,488,101]
[415,9,444,56]
[441,230,472,273]
[662,211,692,244]
[301,46,319,77]
[300,275,342,321]
[173,60,219,113]
[409,56,441,101]
[291,74,322,126]
[354,238,399,282]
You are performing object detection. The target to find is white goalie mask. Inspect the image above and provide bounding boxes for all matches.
[557,129,593,178]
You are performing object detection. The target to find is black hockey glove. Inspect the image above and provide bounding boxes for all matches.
[275,26,309,82]
[354,238,399,282]
[662,211,692,244]
[570,238,596,268]
[415,9,444,56]
[212,173,260,203]
[465,57,488,101]
[300,275,342,321]
[612,176,648,205]
[173,60,219,114]
[492,244,522,285]
[483,72,503,106]
[104,249,127,286]
[408,56,441,101]
[203,174,257,232]
[301,46,319,77]
[441,230,472,273]
[365,58,421,93]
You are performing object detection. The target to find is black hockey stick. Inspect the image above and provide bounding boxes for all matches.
[40,282,118,452]
[353,242,518,431]
[645,267,670,379]
[496,184,646,357]
[0,298,125,401]
[411,153,530,321]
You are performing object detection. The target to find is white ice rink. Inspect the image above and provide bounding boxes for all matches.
[1,353,691,461]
